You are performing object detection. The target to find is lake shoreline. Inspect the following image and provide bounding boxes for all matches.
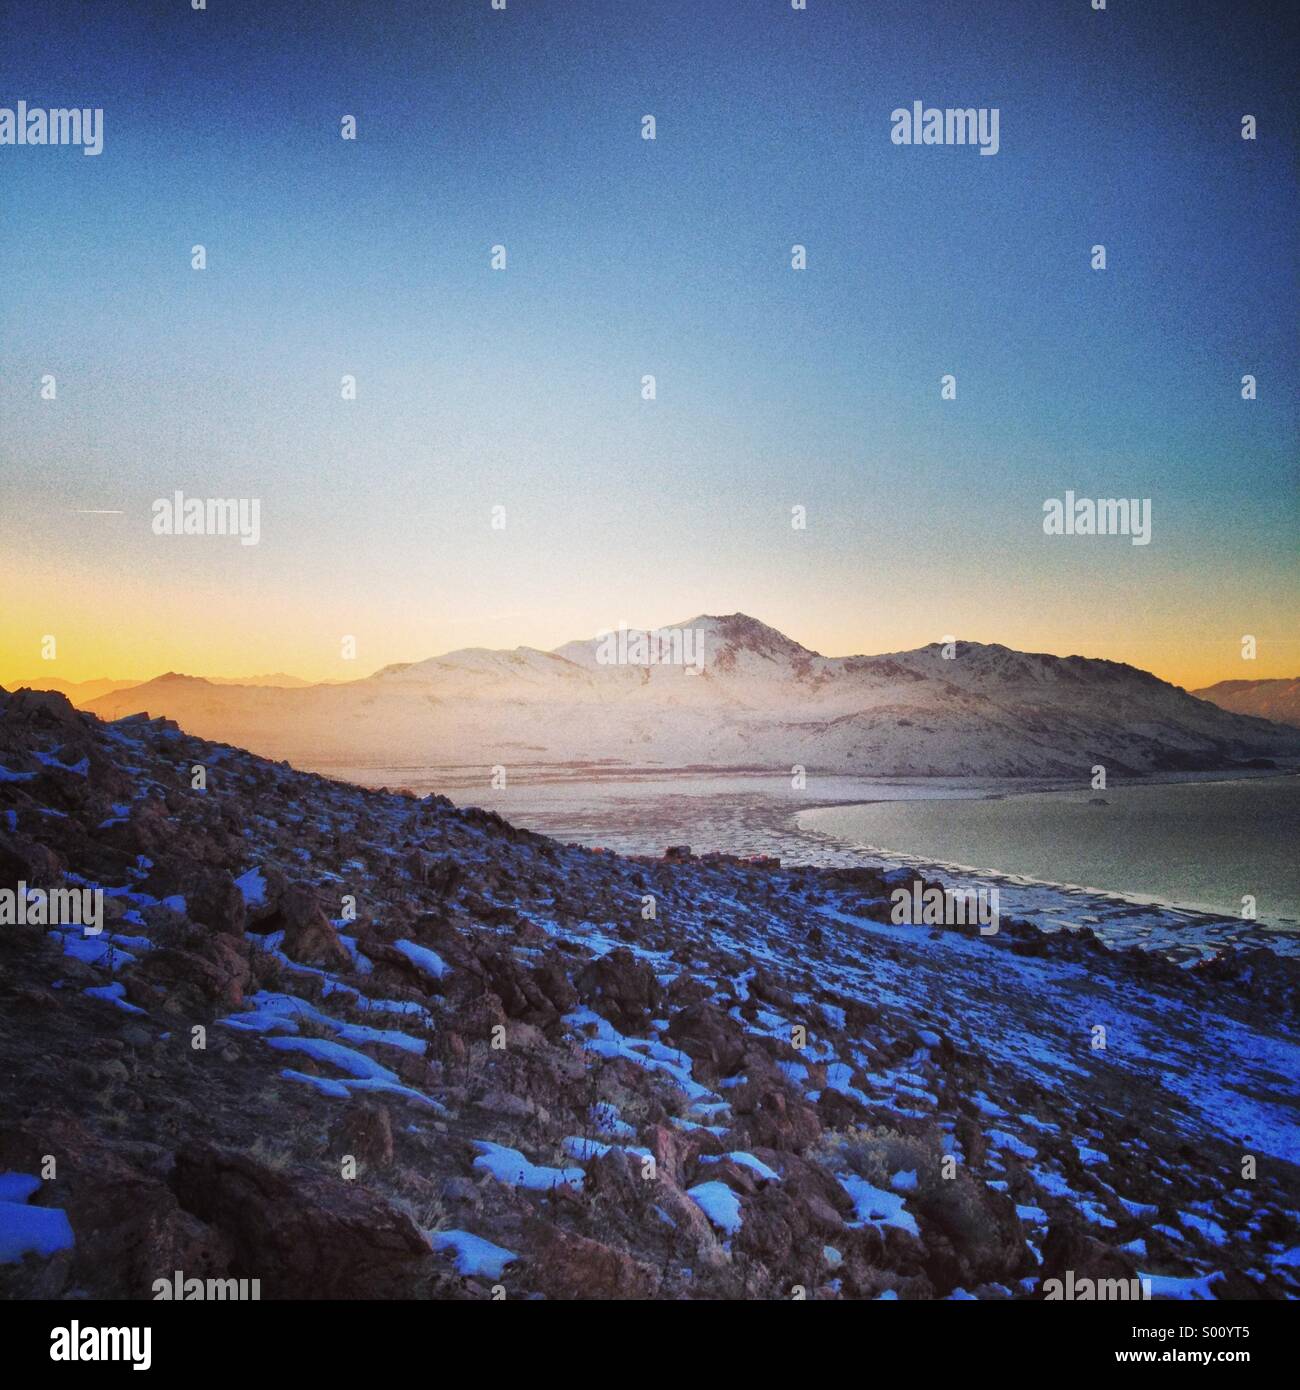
[313,761,1300,957]
[796,775,1300,940]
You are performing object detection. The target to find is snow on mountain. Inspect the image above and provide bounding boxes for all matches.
[71,615,1300,777]
[205,672,319,688]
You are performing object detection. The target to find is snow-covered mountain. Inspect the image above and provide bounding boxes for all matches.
[71,614,1300,777]
[1192,677,1300,729]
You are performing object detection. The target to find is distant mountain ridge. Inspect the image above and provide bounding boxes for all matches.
[1192,677,1300,729]
[13,677,142,705]
[23,613,1300,777]
[19,672,321,708]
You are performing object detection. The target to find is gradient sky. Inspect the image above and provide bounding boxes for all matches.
[1,0,1296,689]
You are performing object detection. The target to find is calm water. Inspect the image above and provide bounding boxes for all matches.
[799,777,1300,926]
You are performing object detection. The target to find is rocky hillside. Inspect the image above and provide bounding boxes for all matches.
[1,686,1298,1300]
[1193,678,1300,729]
[79,615,1300,777]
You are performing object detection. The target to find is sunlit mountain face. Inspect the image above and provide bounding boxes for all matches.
[34,614,1295,778]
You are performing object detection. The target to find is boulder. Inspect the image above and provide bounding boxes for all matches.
[172,1144,436,1299]
[732,1081,821,1155]
[187,871,247,937]
[521,1218,661,1299]
[330,1102,394,1171]
[1038,1218,1138,1291]
[574,947,661,1030]
[279,885,351,971]
[664,1001,746,1082]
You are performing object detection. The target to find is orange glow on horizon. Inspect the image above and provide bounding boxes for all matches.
[2,561,1294,696]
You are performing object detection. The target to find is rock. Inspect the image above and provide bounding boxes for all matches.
[665,1001,746,1082]
[330,1102,394,1171]
[910,1171,1032,1291]
[172,1144,436,1298]
[732,1081,821,1155]
[187,871,247,936]
[1038,1219,1138,1291]
[279,885,351,971]
[521,1218,661,1299]
[574,947,661,1030]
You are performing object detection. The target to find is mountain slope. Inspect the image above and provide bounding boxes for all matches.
[1192,678,1300,729]
[72,615,1300,777]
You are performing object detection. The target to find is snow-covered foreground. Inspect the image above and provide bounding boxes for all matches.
[1,684,1297,1300]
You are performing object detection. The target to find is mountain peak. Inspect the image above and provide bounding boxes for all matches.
[74,616,1300,774]
[671,613,821,661]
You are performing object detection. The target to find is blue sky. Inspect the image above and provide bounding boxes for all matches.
[1,0,1296,684]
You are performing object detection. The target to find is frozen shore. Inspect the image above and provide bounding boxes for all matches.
[323,765,1300,964]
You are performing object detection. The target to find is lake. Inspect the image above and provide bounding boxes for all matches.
[798,776,1300,927]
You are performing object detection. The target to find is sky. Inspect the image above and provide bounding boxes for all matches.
[1,0,1296,691]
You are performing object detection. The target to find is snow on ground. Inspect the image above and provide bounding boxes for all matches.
[393,939,450,979]
[0,1174,74,1264]
[234,868,267,906]
[472,1141,584,1192]
[699,1151,780,1182]
[837,1174,920,1237]
[428,1229,518,1279]
[686,1181,743,1234]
